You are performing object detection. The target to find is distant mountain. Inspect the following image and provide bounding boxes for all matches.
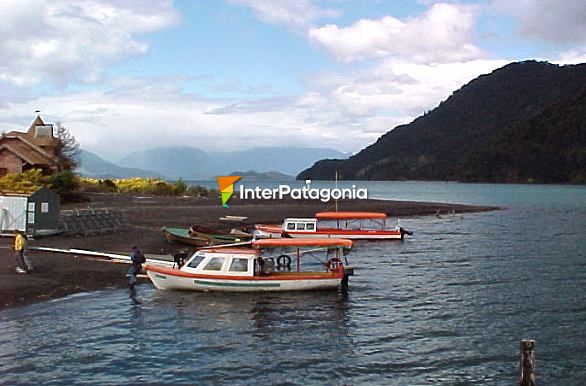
[230,170,295,182]
[219,147,349,176]
[78,150,161,178]
[117,146,348,179]
[298,61,586,183]
[118,146,215,180]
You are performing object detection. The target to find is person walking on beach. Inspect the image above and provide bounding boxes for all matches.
[14,230,29,273]
[128,245,146,288]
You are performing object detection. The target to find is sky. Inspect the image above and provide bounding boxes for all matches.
[1,0,585,161]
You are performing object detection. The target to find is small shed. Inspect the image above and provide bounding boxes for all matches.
[0,186,61,236]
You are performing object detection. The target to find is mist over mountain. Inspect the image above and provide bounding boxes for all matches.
[80,146,347,180]
[78,150,162,178]
[231,170,295,182]
[298,61,586,183]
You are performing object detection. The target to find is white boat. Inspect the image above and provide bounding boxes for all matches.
[255,211,412,240]
[145,238,354,292]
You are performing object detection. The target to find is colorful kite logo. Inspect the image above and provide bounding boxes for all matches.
[217,176,241,208]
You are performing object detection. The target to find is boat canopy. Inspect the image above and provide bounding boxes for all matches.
[315,211,387,220]
[252,238,352,249]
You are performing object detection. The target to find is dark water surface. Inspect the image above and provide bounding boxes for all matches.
[1,182,585,385]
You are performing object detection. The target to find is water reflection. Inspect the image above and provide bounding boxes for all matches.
[249,291,351,338]
[142,288,356,384]
[129,286,141,305]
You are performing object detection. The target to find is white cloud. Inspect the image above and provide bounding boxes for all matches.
[295,59,510,134]
[0,0,179,87]
[228,0,339,29]
[493,0,586,43]
[308,3,482,63]
[0,57,511,160]
[554,49,586,65]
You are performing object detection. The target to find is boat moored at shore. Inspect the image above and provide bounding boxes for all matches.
[162,226,252,247]
[145,238,354,292]
[254,211,412,240]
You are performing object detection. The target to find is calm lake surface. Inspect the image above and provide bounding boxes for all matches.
[1,182,585,385]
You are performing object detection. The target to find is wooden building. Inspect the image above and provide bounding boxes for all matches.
[0,186,61,236]
[0,116,62,176]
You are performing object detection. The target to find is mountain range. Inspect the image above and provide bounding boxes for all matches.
[79,146,348,180]
[77,150,162,179]
[298,61,586,183]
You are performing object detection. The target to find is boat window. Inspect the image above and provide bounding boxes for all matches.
[286,222,295,230]
[306,223,315,231]
[202,257,225,271]
[229,258,249,272]
[187,254,204,268]
[296,223,306,230]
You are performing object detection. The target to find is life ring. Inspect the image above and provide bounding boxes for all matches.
[325,257,342,271]
[277,254,291,270]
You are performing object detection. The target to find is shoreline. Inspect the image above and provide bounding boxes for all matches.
[0,193,500,310]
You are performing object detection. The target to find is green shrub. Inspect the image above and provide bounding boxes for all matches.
[174,178,188,195]
[187,185,210,197]
[48,171,80,195]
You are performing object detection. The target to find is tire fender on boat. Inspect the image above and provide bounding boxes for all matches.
[325,257,343,272]
[277,254,291,270]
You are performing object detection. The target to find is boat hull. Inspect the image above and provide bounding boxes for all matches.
[146,265,343,292]
[162,227,252,247]
[162,227,211,247]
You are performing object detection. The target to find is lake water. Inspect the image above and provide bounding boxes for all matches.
[1,182,585,385]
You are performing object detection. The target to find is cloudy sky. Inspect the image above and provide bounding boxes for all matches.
[1,0,585,161]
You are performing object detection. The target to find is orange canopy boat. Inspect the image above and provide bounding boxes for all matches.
[255,211,412,240]
[146,238,354,292]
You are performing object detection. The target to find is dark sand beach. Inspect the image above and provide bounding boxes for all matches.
[0,193,498,310]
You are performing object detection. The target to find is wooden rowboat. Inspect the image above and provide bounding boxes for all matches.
[162,226,252,247]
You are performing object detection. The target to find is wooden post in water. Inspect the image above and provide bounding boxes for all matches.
[519,340,535,386]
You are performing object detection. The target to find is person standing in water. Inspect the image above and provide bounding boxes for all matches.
[128,245,146,288]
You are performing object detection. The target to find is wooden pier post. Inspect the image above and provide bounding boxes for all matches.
[519,340,535,386]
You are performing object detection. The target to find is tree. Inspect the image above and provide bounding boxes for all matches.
[54,123,80,170]
[47,170,80,195]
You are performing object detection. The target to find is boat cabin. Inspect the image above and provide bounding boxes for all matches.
[315,212,389,230]
[182,238,352,277]
[282,212,390,232]
[185,249,258,277]
[283,218,317,233]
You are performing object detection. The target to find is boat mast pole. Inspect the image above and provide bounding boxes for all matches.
[335,171,339,229]
[335,171,338,213]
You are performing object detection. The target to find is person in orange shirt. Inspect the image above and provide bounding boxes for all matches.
[14,230,29,273]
